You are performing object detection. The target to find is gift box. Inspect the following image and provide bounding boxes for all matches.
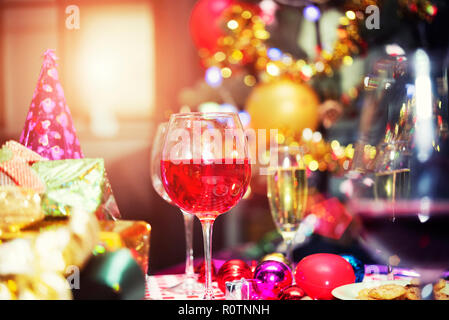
[0,217,151,276]
[0,186,44,234]
[31,158,111,219]
[97,220,151,275]
[307,197,353,240]
[0,141,46,194]
[0,207,100,300]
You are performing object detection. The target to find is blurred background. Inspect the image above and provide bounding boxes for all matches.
[1,0,447,274]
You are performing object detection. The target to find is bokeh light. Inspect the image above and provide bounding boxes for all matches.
[303,5,321,22]
[205,66,222,87]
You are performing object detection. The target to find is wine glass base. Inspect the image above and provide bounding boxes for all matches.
[166,276,204,295]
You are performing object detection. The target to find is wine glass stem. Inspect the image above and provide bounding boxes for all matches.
[181,210,196,281]
[387,264,394,280]
[201,219,215,300]
[285,238,295,277]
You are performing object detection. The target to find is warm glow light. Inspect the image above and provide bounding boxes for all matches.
[227,19,239,30]
[345,10,356,20]
[243,75,256,87]
[266,62,280,76]
[221,67,232,78]
[75,4,154,127]
[343,56,353,66]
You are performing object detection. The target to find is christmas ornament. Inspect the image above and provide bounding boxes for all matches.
[246,79,320,136]
[189,0,233,53]
[260,252,291,268]
[278,285,305,300]
[253,260,293,299]
[72,248,145,300]
[216,259,253,293]
[249,260,258,274]
[340,254,365,283]
[196,260,217,283]
[200,1,366,86]
[295,253,355,300]
[20,49,83,161]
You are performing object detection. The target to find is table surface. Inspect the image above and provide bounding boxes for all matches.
[145,267,411,300]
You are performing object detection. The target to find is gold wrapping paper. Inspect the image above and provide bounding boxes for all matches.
[0,186,44,234]
[0,208,99,300]
[98,220,151,274]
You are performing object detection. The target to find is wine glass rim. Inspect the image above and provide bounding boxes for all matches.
[169,111,238,118]
[270,145,304,152]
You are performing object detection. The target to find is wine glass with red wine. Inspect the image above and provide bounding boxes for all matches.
[349,48,449,299]
[160,112,251,299]
[150,122,203,294]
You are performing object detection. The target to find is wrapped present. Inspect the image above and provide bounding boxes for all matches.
[31,158,108,218]
[4,140,45,163]
[0,208,99,271]
[0,239,72,300]
[307,197,353,240]
[1,218,151,276]
[0,207,99,300]
[0,141,46,193]
[0,186,44,234]
[96,173,120,220]
[97,220,151,275]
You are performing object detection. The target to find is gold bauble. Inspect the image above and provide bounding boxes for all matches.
[260,252,291,268]
[246,79,320,136]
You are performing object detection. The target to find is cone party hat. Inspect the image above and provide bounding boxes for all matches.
[20,49,83,160]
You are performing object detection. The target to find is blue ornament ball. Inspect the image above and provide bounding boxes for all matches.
[340,254,364,282]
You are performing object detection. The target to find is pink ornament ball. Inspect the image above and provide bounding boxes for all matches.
[253,260,293,299]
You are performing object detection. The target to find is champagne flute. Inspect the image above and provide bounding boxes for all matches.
[150,122,203,294]
[160,112,251,299]
[267,145,308,267]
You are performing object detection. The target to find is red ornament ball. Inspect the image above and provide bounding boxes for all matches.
[216,259,252,293]
[195,260,217,283]
[249,260,258,274]
[189,0,233,52]
[295,253,356,300]
[278,285,305,300]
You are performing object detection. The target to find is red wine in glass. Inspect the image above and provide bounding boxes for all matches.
[353,200,449,272]
[161,158,251,220]
[161,112,251,300]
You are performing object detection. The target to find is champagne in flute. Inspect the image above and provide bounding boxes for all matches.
[267,167,307,258]
[374,168,411,201]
